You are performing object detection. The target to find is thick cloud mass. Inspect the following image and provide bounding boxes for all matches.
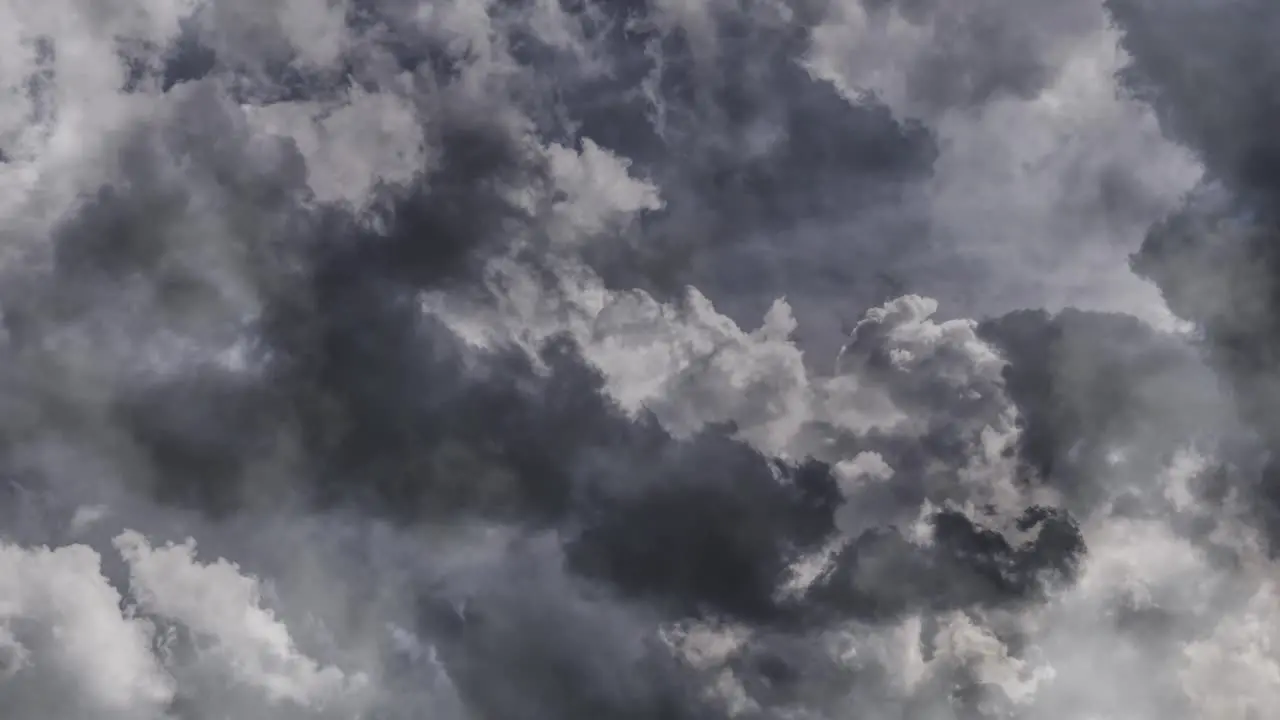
[0,0,1276,718]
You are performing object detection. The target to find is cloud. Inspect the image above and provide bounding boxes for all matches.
[1112,0,1280,544]
[0,0,1278,718]
[808,0,1200,330]
[114,530,363,708]
[0,540,173,719]
[243,84,430,208]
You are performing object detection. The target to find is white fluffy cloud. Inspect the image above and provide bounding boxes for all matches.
[244,85,430,209]
[0,528,381,720]
[0,541,173,719]
[115,530,364,708]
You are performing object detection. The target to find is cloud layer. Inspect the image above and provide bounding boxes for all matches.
[0,0,1275,719]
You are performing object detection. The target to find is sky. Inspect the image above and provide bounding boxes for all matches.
[0,0,1278,718]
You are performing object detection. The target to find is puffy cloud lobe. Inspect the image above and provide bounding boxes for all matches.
[114,530,362,708]
[817,0,1102,114]
[0,541,173,719]
[0,530,368,720]
[191,0,353,70]
[243,84,430,209]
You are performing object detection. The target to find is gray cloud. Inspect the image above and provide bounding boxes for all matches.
[0,0,1276,719]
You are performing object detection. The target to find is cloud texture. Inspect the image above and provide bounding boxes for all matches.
[0,0,1276,718]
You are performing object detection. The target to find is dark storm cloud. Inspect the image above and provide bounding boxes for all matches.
[1108,0,1280,193]
[1110,0,1280,550]
[978,308,1234,513]
[517,0,943,344]
[1111,0,1280,367]
[810,506,1084,622]
[0,19,867,714]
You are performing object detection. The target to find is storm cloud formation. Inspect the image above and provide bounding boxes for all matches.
[0,0,1276,718]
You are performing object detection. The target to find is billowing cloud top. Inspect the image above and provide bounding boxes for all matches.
[0,0,1275,719]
